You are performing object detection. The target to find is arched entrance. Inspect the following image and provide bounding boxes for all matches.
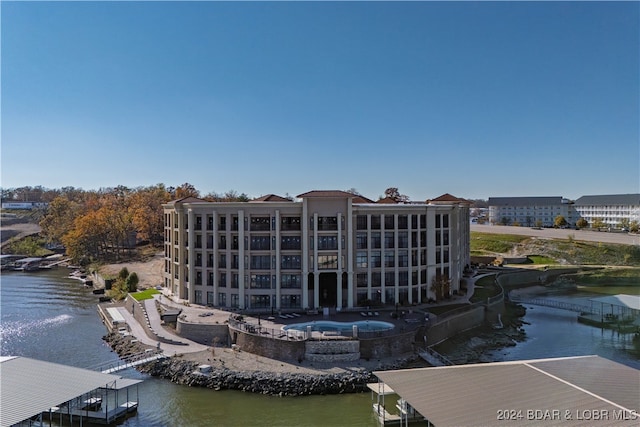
[319,272,337,307]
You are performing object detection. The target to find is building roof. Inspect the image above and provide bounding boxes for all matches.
[589,294,640,310]
[374,356,640,427]
[251,194,292,202]
[488,196,564,206]
[574,194,640,206]
[376,196,399,204]
[296,190,359,198]
[428,193,470,204]
[0,356,142,426]
[165,196,206,206]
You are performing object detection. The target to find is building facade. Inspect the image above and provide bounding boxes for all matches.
[163,191,470,311]
[488,196,575,227]
[573,194,640,228]
[488,194,640,229]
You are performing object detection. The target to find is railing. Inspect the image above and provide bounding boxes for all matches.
[509,295,600,315]
[89,350,167,373]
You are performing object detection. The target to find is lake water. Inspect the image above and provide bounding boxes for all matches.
[1,269,638,426]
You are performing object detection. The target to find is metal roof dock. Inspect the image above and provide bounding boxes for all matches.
[372,355,640,426]
[0,356,143,427]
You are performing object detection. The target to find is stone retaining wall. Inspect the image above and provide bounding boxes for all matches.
[230,326,306,362]
[426,305,486,346]
[305,340,360,362]
[177,319,230,346]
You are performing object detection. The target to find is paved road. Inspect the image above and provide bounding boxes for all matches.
[471,224,640,246]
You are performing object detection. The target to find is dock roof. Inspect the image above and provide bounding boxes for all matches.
[0,356,142,426]
[374,355,640,427]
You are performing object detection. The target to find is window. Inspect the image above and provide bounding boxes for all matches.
[250,255,271,270]
[317,255,338,269]
[356,232,368,249]
[281,295,301,309]
[398,215,408,229]
[218,293,227,307]
[384,251,395,268]
[317,216,338,231]
[195,290,202,304]
[218,235,226,249]
[219,273,227,287]
[219,254,227,268]
[411,215,418,229]
[420,215,426,228]
[356,251,368,268]
[372,272,381,286]
[195,216,202,230]
[371,251,381,268]
[371,215,381,229]
[218,216,226,231]
[357,273,368,287]
[443,214,449,228]
[443,230,449,246]
[436,214,441,229]
[250,274,271,289]
[436,232,441,246]
[384,215,395,229]
[281,255,301,270]
[207,216,213,231]
[398,250,408,268]
[281,217,301,231]
[251,236,271,250]
[250,216,270,231]
[249,295,271,308]
[398,232,408,248]
[317,235,338,250]
[384,232,395,248]
[385,272,395,286]
[281,274,301,288]
[356,215,367,230]
[207,292,214,305]
[399,271,409,286]
[231,274,239,288]
[195,271,202,285]
[281,235,301,250]
[436,250,441,264]
[371,232,381,249]
[230,294,239,308]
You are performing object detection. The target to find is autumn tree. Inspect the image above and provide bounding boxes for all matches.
[553,215,567,228]
[175,182,200,199]
[382,187,409,203]
[40,196,85,244]
[130,184,171,246]
[592,217,606,230]
[576,218,588,229]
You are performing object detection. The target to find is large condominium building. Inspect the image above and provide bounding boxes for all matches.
[488,194,640,228]
[163,190,470,311]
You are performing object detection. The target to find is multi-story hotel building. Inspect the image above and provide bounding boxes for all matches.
[573,194,640,228]
[488,194,640,229]
[163,191,470,311]
[488,196,576,227]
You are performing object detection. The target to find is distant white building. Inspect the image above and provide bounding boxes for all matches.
[1,201,48,210]
[487,196,575,227]
[573,194,640,228]
[487,194,640,229]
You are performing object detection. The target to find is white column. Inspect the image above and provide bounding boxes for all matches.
[275,210,281,310]
[346,203,354,308]
[187,208,195,303]
[302,200,309,310]
[212,211,218,306]
[313,213,319,308]
[336,212,342,310]
[238,209,245,309]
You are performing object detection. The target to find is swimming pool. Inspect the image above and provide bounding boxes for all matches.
[282,320,395,333]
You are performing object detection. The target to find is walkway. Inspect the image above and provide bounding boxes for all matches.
[115,305,209,355]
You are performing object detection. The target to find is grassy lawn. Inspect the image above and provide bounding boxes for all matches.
[130,288,160,301]
[470,232,529,255]
[527,255,557,264]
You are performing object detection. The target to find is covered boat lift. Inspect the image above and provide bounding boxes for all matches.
[0,356,143,426]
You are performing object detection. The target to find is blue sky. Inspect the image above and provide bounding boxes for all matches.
[2,1,638,201]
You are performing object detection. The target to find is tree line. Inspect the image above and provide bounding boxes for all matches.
[1,183,250,264]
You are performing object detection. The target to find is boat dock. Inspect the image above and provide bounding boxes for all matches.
[1,356,143,427]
